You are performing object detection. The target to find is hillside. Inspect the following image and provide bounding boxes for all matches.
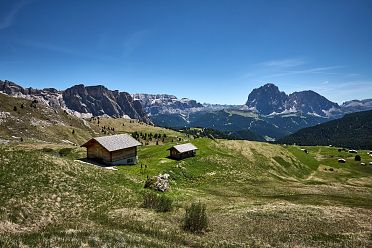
[1,137,372,247]
[0,92,99,145]
[152,109,329,140]
[277,110,372,149]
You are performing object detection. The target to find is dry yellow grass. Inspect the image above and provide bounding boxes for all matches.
[89,117,181,137]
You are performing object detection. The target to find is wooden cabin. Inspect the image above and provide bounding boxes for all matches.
[168,143,198,160]
[81,134,141,165]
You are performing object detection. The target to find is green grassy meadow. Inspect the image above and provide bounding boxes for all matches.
[1,134,372,247]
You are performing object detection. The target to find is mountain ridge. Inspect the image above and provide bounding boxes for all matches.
[246,83,342,117]
[277,109,372,149]
[0,80,150,122]
[1,79,372,142]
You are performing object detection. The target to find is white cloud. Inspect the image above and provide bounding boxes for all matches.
[0,0,31,30]
[122,29,153,57]
[259,58,307,68]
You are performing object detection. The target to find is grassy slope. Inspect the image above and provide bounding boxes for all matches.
[277,109,372,149]
[90,117,181,137]
[1,127,372,248]
[0,93,99,145]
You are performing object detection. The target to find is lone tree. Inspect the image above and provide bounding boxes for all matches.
[13,106,17,111]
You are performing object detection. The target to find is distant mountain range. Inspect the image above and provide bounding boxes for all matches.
[1,79,371,141]
[0,80,150,122]
[132,93,204,115]
[149,83,372,140]
[245,83,342,117]
[277,109,372,149]
[341,99,372,113]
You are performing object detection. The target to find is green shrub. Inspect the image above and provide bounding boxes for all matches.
[355,155,361,161]
[59,148,73,157]
[156,194,173,212]
[183,202,208,233]
[142,191,158,209]
[42,147,54,153]
[142,191,173,212]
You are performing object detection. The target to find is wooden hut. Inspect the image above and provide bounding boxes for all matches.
[81,134,141,165]
[168,143,198,160]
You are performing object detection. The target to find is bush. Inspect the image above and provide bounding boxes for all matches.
[42,147,54,153]
[355,155,361,161]
[183,202,208,233]
[142,191,158,209]
[59,148,73,157]
[156,194,173,212]
[142,191,173,212]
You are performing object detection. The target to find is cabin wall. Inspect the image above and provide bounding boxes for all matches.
[85,141,138,165]
[86,142,110,162]
[110,147,138,165]
[111,147,136,161]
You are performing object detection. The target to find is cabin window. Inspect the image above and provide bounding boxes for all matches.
[127,158,133,163]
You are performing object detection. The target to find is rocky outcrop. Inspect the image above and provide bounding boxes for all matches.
[0,80,150,122]
[341,99,372,113]
[144,173,170,192]
[62,84,149,122]
[0,80,65,109]
[132,93,203,115]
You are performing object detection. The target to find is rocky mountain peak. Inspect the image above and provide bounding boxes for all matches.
[288,90,340,117]
[246,83,342,117]
[0,80,150,122]
[246,83,288,115]
[63,84,149,121]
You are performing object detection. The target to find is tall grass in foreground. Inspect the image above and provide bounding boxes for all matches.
[183,202,208,233]
[142,190,173,212]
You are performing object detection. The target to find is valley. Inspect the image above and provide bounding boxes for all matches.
[1,123,372,247]
[2,1,372,247]
[1,80,372,247]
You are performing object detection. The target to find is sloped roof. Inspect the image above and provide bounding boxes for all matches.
[82,134,141,152]
[168,143,198,153]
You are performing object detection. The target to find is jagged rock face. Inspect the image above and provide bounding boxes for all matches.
[132,93,203,115]
[288,91,340,117]
[246,83,342,117]
[63,85,149,122]
[246,83,288,115]
[0,80,150,122]
[341,99,372,113]
[0,80,24,94]
[0,80,64,109]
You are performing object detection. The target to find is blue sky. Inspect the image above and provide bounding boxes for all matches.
[0,0,372,104]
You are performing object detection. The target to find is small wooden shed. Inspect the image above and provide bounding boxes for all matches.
[81,134,141,165]
[168,143,198,160]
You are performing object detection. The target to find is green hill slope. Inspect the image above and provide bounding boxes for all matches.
[0,93,99,144]
[1,138,371,247]
[277,110,372,149]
